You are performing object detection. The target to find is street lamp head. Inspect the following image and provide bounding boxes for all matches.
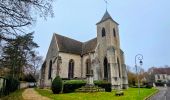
[139,60,143,66]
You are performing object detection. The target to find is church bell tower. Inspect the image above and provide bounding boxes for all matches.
[96,10,126,89]
[96,10,120,50]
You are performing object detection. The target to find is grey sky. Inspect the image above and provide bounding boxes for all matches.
[32,0,170,70]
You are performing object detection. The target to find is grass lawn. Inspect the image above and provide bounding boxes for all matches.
[35,88,158,100]
[1,89,24,100]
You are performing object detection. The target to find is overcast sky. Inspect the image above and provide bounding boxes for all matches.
[31,0,170,71]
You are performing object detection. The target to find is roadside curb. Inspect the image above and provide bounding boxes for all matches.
[144,89,159,100]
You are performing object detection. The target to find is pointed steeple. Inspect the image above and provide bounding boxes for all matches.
[101,10,112,21]
[96,10,119,25]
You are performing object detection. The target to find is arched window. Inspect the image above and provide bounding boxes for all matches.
[113,28,116,37]
[68,59,74,79]
[48,60,52,79]
[104,57,108,79]
[117,58,121,78]
[86,59,91,75]
[102,28,106,37]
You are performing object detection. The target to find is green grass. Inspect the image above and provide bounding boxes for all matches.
[35,88,158,100]
[1,89,24,100]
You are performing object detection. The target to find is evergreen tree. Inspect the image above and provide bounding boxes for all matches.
[2,32,38,79]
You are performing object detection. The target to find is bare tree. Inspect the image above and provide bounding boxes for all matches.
[0,0,54,39]
[31,54,43,80]
[24,52,43,80]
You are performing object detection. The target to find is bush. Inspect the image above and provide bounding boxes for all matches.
[144,82,153,88]
[3,76,19,96]
[155,82,164,86]
[157,80,162,83]
[94,80,112,92]
[63,80,86,93]
[167,81,170,87]
[51,76,63,94]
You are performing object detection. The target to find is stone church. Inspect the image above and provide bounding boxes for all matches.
[40,11,128,89]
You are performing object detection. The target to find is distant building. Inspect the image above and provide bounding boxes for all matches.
[150,67,170,83]
[40,11,128,89]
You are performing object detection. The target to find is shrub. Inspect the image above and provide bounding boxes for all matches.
[144,82,153,88]
[51,76,63,94]
[167,81,170,87]
[140,85,147,88]
[155,82,164,86]
[4,76,19,96]
[63,80,86,93]
[157,80,162,83]
[94,80,112,92]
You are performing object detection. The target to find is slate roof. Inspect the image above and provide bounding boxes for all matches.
[55,34,97,55]
[153,67,170,75]
[96,10,119,25]
[82,38,97,55]
[54,11,116,55]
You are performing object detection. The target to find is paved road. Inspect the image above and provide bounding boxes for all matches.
[150,87,169,100]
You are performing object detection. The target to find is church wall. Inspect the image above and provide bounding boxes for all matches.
[59,52,81,78]
[44,60,53,87]
[82,53,98,79]
[109,22,120,49]
[44,34,59,87]
[96,18,128,89]
[97,20,110,80]
[97,19,122,80]
[109,20,123,81]
[45,34,59,60]
[82,54,89,78]
[120,52,128,87]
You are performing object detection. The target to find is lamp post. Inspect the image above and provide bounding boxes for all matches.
[135,54,143,95]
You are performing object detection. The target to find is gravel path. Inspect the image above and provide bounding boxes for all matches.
[22,88,51,100]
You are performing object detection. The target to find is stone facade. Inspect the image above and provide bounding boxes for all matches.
[40,11,128,89]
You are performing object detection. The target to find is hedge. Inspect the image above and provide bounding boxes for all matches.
[63,80,86,93]
[62,80,112,93]
[155,82,165,86]
[94,80,112,92]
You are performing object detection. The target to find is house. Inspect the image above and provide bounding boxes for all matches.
[149,67,170,83]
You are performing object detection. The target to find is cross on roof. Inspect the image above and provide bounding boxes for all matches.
[104,0,108,11]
